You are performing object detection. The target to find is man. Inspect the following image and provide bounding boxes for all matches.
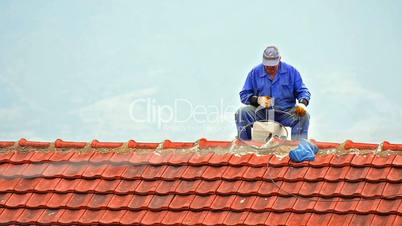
[235,45,311,140]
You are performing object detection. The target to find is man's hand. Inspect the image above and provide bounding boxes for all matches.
[257,96,272,108]
[295,103,307,117]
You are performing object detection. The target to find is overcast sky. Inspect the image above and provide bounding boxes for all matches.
[1,0,401,143]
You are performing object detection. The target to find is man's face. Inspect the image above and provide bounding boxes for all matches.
[264,64,279,76]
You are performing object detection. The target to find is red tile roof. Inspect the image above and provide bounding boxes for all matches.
[0,138,401,225]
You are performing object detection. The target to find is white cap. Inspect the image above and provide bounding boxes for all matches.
[262,45,280,66]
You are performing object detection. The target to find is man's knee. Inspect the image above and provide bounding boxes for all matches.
[300,111,310,122]
[235,105,257,122]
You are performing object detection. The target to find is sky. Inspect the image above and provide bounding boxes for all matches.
[0,0,401,143]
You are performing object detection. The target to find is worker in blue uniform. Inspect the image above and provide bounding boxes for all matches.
[235,45,311,140]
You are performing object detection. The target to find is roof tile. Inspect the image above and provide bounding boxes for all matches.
[361,182,386,197]
[341,182,365,196]
[48,151,74,162]
[55,178,81,192]
[0,177,20,192]
[243,211,270,225]
[308,154,333,167]
[320,181,344,196]
[26,193,53,208]
[34,178,61,192]
[279,181,304,195]
[128,195,154,210]
[75,179,100,193]
[188,152,213,165]
[313,197,338,212]
[327,213,353,225]
[168,151,194,165]
[141,165,168,180]
[286,213,312,226]
[210,195,236,210]
[175,180,201,194]
[355,198,381,213]
[99,209,127,224]
[231,195,256,211]
[169,194,195,209]
[242,166,267,180]
[366,167,391,181]
[371,214,398,225]
[223,211,249,226]
[182,165,208,179]
[58,209,85,224]
[136,180,161,194]
[251,196,277,211]
[263,166,288,180]
[88,193,113,209]
[345,166,370,181]
[14,178,41,192]
[0,208,24,224]
[41,162,69,178]
[222,166,248,180]
[272,196,298,211]
[148,194,174,210]
[265,212,291,225]
[122,165,147,179]
[209,153,232,165]
[268,155,289,167]
[38,209,64,224]
[304,167,329,181]
[377,199,402,214]
[0,138,401,225]
[161,210,188,225]
[387,167,401,182]
[161,165,188,180]
[190,195,216,209]
[47,193,72,208]
[293,197,316,212]
[330,154,354,167]
[248,154,272,167]
[182,210,209,225]
[258,181,283,195]
[228,154,253,166]
[156,180,180,195]
[350,214,375,225]
[202,166,227,180]
[82,164,107,178]
[334,197,360,213]
[113,180,141,194]
[203,211,228,225]
[108,194,134,209]
[307,213,333,225]
[119,209,147,225]
[148,152,172,165]
[69,151,95,163]
[79,209,102,224]
[237,181,263,194]
[97,179,123,193]
[283,166,308,181]
[298,181,324,196]
[6,193,32,207]
[350,154,374,166]
[382,182,401,198]
[325,166,348,181]
[372,155,396,167]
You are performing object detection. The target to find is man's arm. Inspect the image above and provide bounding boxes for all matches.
[293,68,311,106]
[239,70,259,106]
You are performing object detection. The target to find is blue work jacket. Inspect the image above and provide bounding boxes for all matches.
[239,62,311,110]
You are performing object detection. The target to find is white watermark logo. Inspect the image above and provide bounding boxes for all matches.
[129,98,237,129]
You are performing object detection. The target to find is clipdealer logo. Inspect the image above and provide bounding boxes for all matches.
[129,98,237,128]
